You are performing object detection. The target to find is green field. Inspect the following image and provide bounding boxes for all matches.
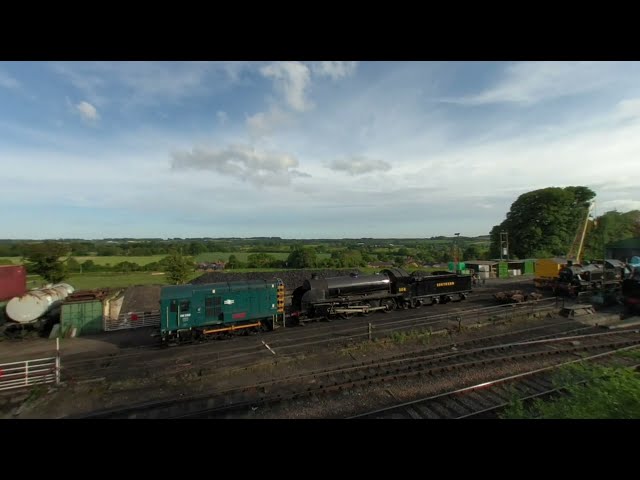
[1,255,169,266]
[1,252,333,266]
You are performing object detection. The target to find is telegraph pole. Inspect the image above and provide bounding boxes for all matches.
[454,233,460,272]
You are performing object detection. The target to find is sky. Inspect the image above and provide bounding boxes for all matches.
[1,61,639,240]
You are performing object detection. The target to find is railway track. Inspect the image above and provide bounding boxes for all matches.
[348,344,640,419]
[61,297,561,384]
[69,326,640,419]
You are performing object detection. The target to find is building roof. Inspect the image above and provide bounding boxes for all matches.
[607,238,640,249]
[465,260,498,265]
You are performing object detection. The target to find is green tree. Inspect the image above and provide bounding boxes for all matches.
[247,253,276,269]
[583,210,640,260]
[66,257,82,273]
[164,251,194,285]
[287,247,317,268]
[490,186,596,259]
[463,244,481,260]
[24,242,70,283]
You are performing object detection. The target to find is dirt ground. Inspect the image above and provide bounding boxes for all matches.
[0,309,599,419]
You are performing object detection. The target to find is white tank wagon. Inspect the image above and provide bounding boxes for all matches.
[6,283,74,324]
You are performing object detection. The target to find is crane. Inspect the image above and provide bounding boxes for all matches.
[566,201,595,265]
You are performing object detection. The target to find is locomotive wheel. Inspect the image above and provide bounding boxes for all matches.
[413,299,423,309]
[381,299,395,313]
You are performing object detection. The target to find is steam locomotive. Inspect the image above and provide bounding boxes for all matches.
[622,268,640,314]
[290,268,472,321]
[555,259,628,295]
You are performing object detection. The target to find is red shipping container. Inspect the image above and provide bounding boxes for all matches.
[0,265,27,301]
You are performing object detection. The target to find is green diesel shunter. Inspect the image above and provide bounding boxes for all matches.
[159,279,283,344]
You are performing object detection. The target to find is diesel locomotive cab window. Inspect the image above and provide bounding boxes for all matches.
[179,300,190,312]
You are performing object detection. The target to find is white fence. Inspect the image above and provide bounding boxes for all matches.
[103,311,160,332]
[0,340,60,392]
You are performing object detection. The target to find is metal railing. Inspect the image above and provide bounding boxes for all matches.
[103,311,161,331]
[0,340,60,392]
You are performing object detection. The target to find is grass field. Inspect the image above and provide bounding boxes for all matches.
[1,252,333,266]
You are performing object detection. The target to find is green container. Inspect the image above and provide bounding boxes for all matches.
[524,260,535,274]
[61,300,104,336]
[448,262,466,272]
[498,262,509,278]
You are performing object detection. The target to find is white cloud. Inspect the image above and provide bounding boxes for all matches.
[75,101,99,121]
[50,62,246,108]
[260,61,312,112]
[327,156,392,175]
[170,144,307,186]
[246,107,292,137]
[312,61,358,80]
[598,199,640,212]
[451,62,618,106]
[615,98,640,120]
[0,70,20,89]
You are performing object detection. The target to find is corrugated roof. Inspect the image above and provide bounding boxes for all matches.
[465,260,498,265]
[65,288,113,303]
[607,238,640,249]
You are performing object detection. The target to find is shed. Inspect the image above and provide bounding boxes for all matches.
[60,288,121,337]
[605,238,640,262]
[464,260,498,278]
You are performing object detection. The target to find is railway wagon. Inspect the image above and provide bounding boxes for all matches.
[160,279,282,344]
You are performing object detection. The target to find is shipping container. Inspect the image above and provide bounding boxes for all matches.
[0,265,27,301]
[535,258,566,279]
[60,300,104,336]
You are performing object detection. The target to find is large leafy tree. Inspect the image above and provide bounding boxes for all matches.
[24,241,71,283]
[583,210,640,260]
[164,250,194,285]
[286,246,317,268]
[490,186,596,259]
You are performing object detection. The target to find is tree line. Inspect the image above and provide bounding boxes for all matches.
[489,186,640,260]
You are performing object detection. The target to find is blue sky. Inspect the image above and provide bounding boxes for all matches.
[1,61,640,239]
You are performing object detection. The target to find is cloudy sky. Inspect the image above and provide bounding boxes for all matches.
[1,61,639,239]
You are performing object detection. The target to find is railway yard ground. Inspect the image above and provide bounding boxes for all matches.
[2,276,639,419]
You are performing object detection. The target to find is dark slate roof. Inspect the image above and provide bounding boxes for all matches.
[607,238,640,249]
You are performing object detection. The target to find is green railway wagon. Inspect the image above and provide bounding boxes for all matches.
[160,279,281,344]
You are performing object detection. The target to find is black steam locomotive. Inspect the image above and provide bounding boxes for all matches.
[291,268,472,321]
[555,259,628,295]
[622,268,640,314]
